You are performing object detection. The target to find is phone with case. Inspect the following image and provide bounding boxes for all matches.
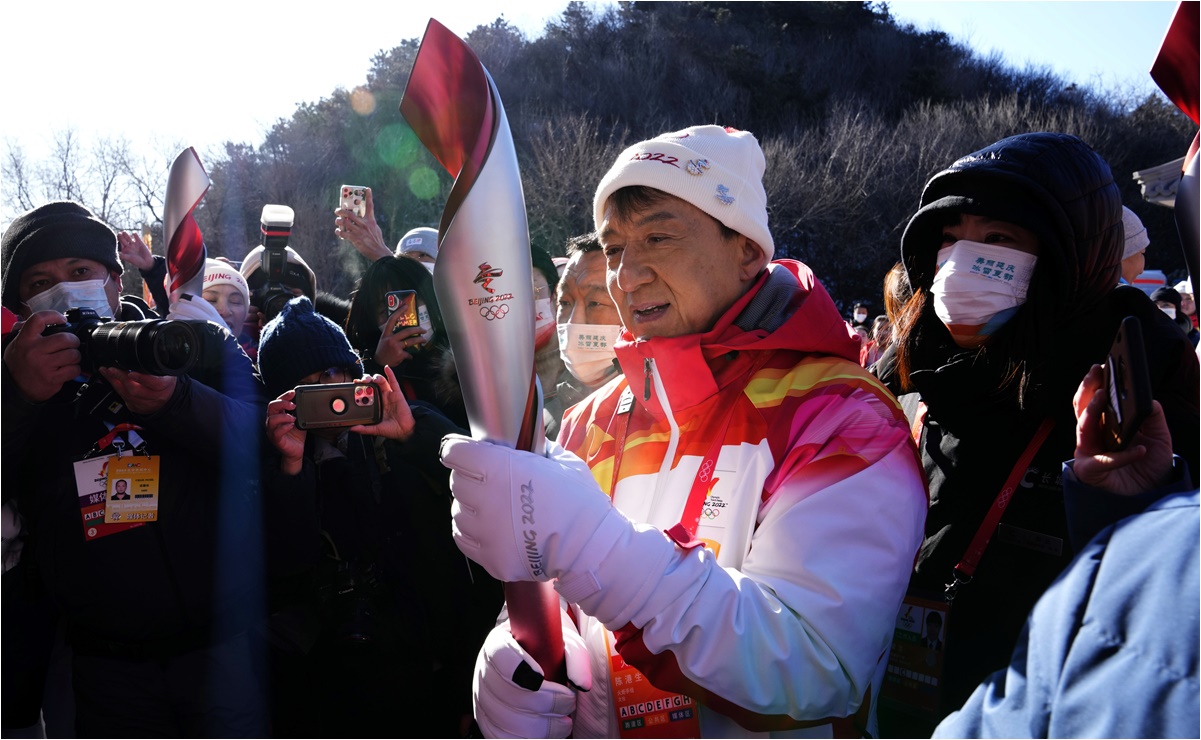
[1102,316,1152,452]
[339,185,368,218]
[385,290,420,333]
[293,382,381,430]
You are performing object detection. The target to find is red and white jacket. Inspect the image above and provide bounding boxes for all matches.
[558,261,926,738]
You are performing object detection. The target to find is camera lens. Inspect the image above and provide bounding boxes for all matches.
[88,320,200,376]
[262,290,291,319]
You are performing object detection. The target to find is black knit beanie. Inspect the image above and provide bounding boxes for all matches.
[258,296,362,400]
[1,201,122,310]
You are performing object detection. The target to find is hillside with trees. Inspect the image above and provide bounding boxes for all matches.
[4,1,1193,310]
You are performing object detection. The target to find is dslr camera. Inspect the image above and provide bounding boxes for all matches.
[43,307,201,376]
[254,204,300,319]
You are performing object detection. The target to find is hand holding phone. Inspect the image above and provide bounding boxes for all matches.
[340,185,368,218]
[1101,316,1153,452]
[292,381,382,430]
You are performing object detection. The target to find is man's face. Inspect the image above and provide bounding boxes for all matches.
[556,250,621,327]
[1121,250,1146,285]
[115,480,127,493]
[16,257,120,318]
[598,193,765,340]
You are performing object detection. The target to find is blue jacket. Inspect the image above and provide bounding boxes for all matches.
[935,462,1199,738]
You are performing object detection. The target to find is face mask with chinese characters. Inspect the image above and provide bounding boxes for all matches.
[22,274,113,318]
[930,241,1037,348]
[557,322,622,387]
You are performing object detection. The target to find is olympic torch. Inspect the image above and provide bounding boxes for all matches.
[400,19,565,682]
[163,147,224,325]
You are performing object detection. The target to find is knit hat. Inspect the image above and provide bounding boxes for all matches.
[395,227,439,261]
[1174,278,1193,296]
[202,258,250,304]
[1151,286,1182,311]
[240,245,317,301]
[1121,206,1150,259]
[593,125,774,259]
[1,201,123,310]
[257,296,361,400]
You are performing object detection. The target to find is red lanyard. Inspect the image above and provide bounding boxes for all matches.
[942,416,1055,601]
[90,423,144,458]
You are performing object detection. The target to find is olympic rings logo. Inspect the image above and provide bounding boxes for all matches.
[480,304,510,320]
[702,508,720,520]
[698,459,715,482]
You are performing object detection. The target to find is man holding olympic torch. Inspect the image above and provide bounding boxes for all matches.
[442,125,926,738]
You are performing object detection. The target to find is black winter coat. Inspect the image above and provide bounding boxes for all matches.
[880,133,1201,731]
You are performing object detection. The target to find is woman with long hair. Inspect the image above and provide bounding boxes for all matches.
[877,132,1199,736]
[344,255,466,427]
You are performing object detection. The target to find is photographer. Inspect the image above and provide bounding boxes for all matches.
[258,296,501,738]
[1,201,270,736]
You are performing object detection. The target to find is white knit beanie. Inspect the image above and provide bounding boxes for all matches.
[203,258,250,305]
[1121,206,1150,259]
[593,125,774,259]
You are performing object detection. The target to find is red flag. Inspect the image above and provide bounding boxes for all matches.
[1150,1,1199,125]
[164,148,211,301]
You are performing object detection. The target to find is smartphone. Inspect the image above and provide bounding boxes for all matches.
[1102,316,1152,451]
[385,290,419,334]
[293,382,381,430]
[339,185,368,218]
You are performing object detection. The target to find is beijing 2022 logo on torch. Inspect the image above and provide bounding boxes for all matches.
[467,261,514,315]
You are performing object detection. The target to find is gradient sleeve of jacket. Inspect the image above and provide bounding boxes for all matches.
[934,489,1200,739]
[564,386,928,730]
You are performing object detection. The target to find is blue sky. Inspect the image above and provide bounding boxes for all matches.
[0,1,1184,169]
[886,1,1179,95]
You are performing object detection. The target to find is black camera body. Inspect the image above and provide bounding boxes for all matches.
[43,307,201,377]
[256,205,298,318]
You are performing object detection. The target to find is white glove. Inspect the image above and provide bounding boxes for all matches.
[474,610,592,739]
[443,434,625,583]
[442,434,685,628]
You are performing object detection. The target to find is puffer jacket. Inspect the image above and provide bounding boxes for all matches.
[884,132,1200,729]
[559,261,927,737]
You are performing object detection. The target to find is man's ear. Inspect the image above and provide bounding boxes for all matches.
[738,237,769,282]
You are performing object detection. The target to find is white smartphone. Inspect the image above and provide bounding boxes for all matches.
[339,185,368,218]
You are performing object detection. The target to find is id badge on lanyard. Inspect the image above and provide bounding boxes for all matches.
[605,630,700,738]
[71,423,161,541]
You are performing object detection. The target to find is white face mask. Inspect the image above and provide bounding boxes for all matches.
[23,275,113,318]
[930,241,1037,348]
[1160,305,1178,320]
[853,311,868,324]
[558,322,622,387]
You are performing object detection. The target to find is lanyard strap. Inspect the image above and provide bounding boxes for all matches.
[944,417,1055,601]
[91,423,144,458]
